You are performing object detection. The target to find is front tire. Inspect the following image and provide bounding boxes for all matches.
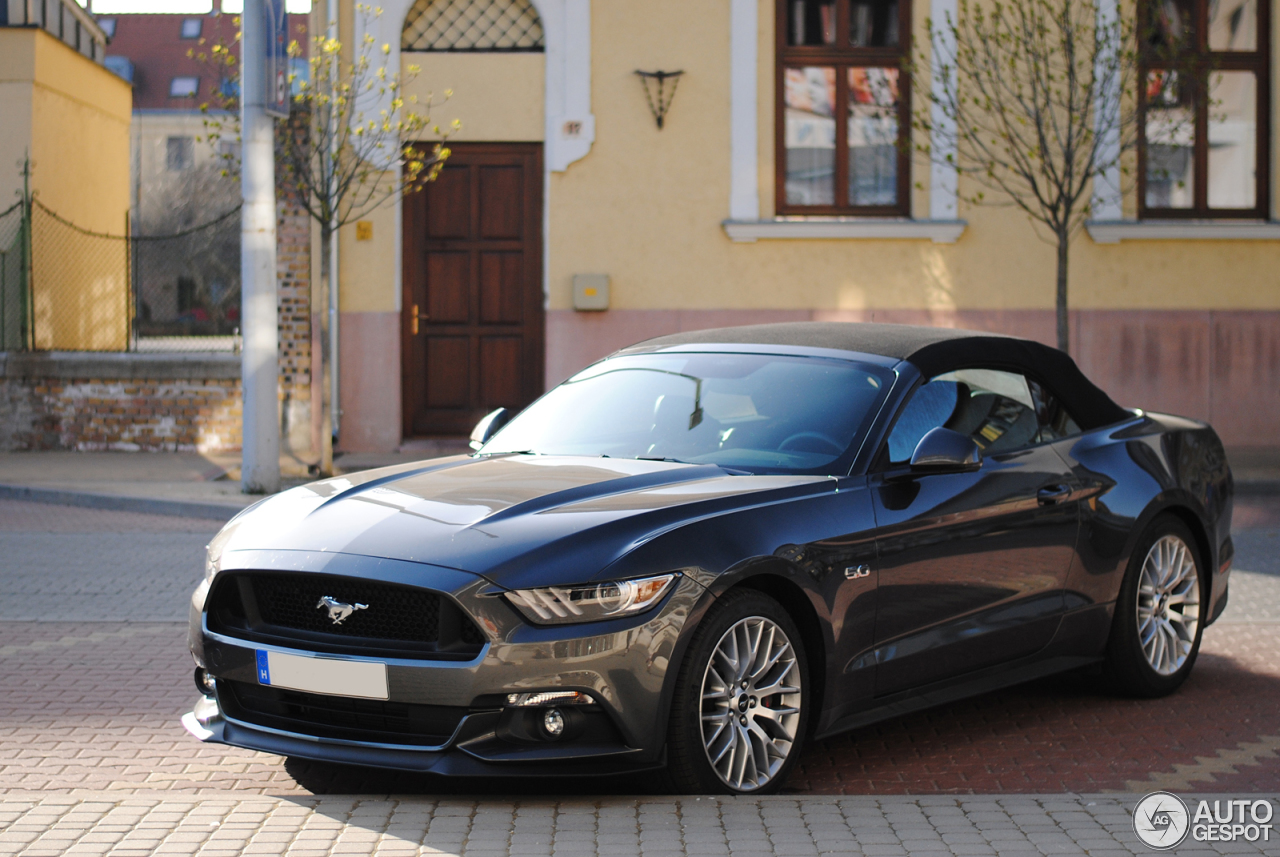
[665,589,809,794]
[1104,515,1206,698]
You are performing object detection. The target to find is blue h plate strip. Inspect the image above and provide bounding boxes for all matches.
[256,650,271,685]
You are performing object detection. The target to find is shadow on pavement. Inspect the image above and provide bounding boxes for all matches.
[282,756,673,796]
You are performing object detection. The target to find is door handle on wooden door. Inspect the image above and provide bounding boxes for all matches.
[410,304,430,335]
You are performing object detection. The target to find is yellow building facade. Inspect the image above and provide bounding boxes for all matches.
[0,10,132,351]
[327,0,1280,452]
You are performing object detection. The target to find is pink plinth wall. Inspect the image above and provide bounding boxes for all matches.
[337,311,402,453]
[546,309,1280,447]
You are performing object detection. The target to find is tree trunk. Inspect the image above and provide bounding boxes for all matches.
[313,225,334,476]
[1055,230,1070,354]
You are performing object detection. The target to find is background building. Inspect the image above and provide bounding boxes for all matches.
[325,0,1280,453]
[0,0,129,351]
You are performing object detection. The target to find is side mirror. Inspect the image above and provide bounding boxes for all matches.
[910,427,982,473]
[469,407,510,451]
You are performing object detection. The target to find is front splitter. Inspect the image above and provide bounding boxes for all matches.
[181,700,662,779]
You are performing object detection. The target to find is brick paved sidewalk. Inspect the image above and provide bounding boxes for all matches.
[3,499,1279,856]
[2,794,1275,857]
[2,617,1277,796]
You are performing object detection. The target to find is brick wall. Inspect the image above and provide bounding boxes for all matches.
[277,198,312,455]
[0,377,241,452]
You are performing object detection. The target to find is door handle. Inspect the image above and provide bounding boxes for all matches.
[410,304,430,336]
[1037,484,1071,505]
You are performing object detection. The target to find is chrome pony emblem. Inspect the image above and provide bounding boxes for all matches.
[316,595,368,625]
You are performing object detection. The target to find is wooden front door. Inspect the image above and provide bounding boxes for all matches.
[402,143,544,437]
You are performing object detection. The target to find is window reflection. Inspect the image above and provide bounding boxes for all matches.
[1147,0,1194,50]
[847,67,899,205]
[785,67,837,205]
[1208,0,1257,51]
[788,0,837,46]
[849,0,899,47]
[1145,71,1194,209]
[1207,71,1257,208]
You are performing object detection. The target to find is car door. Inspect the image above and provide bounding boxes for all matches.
[869,368,1080,696]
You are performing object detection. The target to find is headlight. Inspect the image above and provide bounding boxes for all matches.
[203,523,238,584]
[504,574,678,625]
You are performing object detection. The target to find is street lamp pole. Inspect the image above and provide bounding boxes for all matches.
[240,0,281,494]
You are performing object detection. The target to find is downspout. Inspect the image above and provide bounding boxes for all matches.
[327,0,340,442]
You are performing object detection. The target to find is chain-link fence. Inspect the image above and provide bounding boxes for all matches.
[1,200,243,353]
[31,203,132,351]
[131,205,242,352]
[0,201,29,351]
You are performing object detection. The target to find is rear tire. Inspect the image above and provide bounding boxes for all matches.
[664,589,809,794]
[1104,515,1206,698]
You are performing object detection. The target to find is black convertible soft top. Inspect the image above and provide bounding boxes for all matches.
[630,321,1131,430]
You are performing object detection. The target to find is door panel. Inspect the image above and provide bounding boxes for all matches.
[479,252,523,324]
[480,336,522,407]
[402,144,544,436]
[479,166,524,239]
[425,169,471,238]
[870,444,1079,696]
[426,252,471,323]
[425,337,470,408]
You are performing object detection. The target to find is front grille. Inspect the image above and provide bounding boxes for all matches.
[220,680,468,747]
[207,571,487,657]
[253,573,441,642]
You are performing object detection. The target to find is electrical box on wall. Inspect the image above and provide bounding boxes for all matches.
[573,274,610,311]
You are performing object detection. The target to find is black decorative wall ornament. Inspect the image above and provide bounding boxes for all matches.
[634,70,684,129]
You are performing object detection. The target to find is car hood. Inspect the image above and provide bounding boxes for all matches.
[213,454,834,588]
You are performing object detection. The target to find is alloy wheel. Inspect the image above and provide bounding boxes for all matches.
[1136,534,1201,676]
[698,616,803,791]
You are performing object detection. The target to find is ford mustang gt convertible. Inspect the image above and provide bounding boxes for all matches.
[184,322,1234,794]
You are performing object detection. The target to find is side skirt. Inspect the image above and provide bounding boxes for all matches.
[813,653,1103,741]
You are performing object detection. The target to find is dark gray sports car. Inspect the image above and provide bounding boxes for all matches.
[184,323,1233,794]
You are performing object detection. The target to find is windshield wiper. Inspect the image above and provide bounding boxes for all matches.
[476,449,538,457]
[635,456,691,464]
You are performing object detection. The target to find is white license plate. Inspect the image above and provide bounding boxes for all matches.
[255,650,388,700]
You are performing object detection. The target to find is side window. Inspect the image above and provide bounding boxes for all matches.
[1028,378,1081,441]
[886,368,1046,463]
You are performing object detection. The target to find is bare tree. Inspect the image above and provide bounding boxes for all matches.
[134,162,241,338]
[913,0,1188,353]
[196,4,456,472]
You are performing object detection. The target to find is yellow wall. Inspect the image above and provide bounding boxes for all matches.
[338,190,399,314]
[29,29,132,234]
[343,0,1280,329]
[0,31,37,214]
[402,52,543,142]
[539,0,1280,314]
[0,28,133,350]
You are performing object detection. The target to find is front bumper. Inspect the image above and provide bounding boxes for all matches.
[186,550,705,775]
[182,694,665,777]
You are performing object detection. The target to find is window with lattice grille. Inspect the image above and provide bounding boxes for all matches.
[402,0,545,52]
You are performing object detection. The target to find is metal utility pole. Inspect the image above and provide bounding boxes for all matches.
[240,0,280,494]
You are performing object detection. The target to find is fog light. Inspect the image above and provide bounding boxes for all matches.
[542,707,566,738]
[194,667,216,695]
[507,691,594,707]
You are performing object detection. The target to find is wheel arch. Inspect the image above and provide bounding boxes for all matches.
[730,572,829,736]
[652,564,831,764]
[1158,503,1214,583]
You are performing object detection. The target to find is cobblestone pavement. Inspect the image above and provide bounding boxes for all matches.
[0,500,215,622]
[3,794,1277,857]
[1,498,1278,855]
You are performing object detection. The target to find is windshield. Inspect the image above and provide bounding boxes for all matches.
[481,352,894,473]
